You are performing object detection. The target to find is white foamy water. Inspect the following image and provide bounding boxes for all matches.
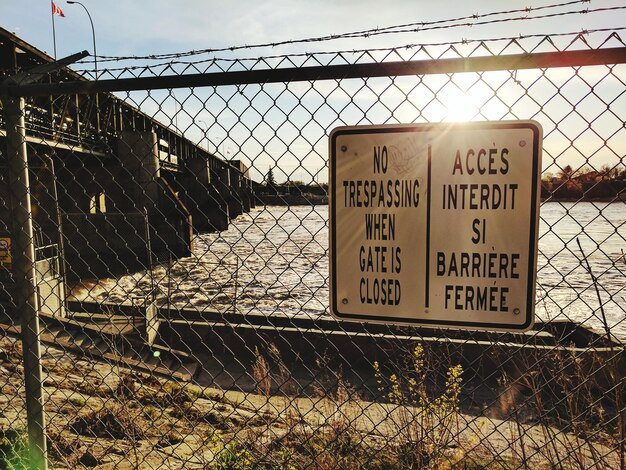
[71,203,626,336]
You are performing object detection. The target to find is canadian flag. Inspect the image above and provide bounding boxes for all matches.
[52,1,65,17]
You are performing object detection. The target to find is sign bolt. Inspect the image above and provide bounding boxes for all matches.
[513,308,520,315]
[342,298,348,304]
[341,145,347,152]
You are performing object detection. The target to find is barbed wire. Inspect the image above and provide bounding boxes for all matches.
[91,0,602,63]
[77,28,626,76]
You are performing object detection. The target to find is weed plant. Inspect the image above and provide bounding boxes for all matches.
[0,429,28,469]
[374,343,464,468]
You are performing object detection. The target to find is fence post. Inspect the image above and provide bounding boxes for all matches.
[3,95,48,470]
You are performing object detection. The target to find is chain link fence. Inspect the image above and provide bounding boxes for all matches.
[1,27,625,468]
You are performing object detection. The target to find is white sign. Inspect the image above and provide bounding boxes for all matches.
[0,237,11,268]
[329,121,542,331]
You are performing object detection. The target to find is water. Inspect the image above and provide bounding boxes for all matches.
[535,202,626,336]
[71,202,626,337]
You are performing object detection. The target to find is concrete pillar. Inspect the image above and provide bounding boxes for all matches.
[233,168,250,213]
[116,131,193,263]
[214,163,242,219]
[228,160,254,213]
[117,131,160,213]
[249,180,256,209]
[226,165,244,217]
[186,155,229,232]
[206,185,230,231]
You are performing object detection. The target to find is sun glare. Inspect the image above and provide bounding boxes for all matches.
[443,88,480,122]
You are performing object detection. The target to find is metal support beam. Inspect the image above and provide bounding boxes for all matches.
[2,47,626,97]
[4,50,89,87]
[2,96,48,470]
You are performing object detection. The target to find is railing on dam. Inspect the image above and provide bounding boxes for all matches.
[0,24,626,469]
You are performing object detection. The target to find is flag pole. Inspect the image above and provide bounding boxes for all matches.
[50,1,57,59]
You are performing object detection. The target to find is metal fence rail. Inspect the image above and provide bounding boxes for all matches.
[1,30,625,469]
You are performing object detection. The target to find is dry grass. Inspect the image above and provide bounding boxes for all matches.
[1,333,623,469]
[252,346,271,397]
[70,405,146,440]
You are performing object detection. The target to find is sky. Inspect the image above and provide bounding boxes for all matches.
[2,0,626,182]
[2,0,624,59]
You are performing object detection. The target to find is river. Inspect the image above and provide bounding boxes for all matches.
[71,202,626,337]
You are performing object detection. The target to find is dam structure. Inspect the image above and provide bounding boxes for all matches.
[0,26,255,292]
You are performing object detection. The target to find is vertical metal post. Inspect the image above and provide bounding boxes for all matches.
[167,253,172,320]
[3,96,48,470]
[144,207,156,298]
[43,155,68,304]
[232,257,238,315]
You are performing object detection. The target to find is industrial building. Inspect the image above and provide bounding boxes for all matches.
[0,26,254,312]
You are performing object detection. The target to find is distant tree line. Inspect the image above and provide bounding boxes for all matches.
[541,164,626,200]
[255,165,625,202]
[252,167,328,205]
